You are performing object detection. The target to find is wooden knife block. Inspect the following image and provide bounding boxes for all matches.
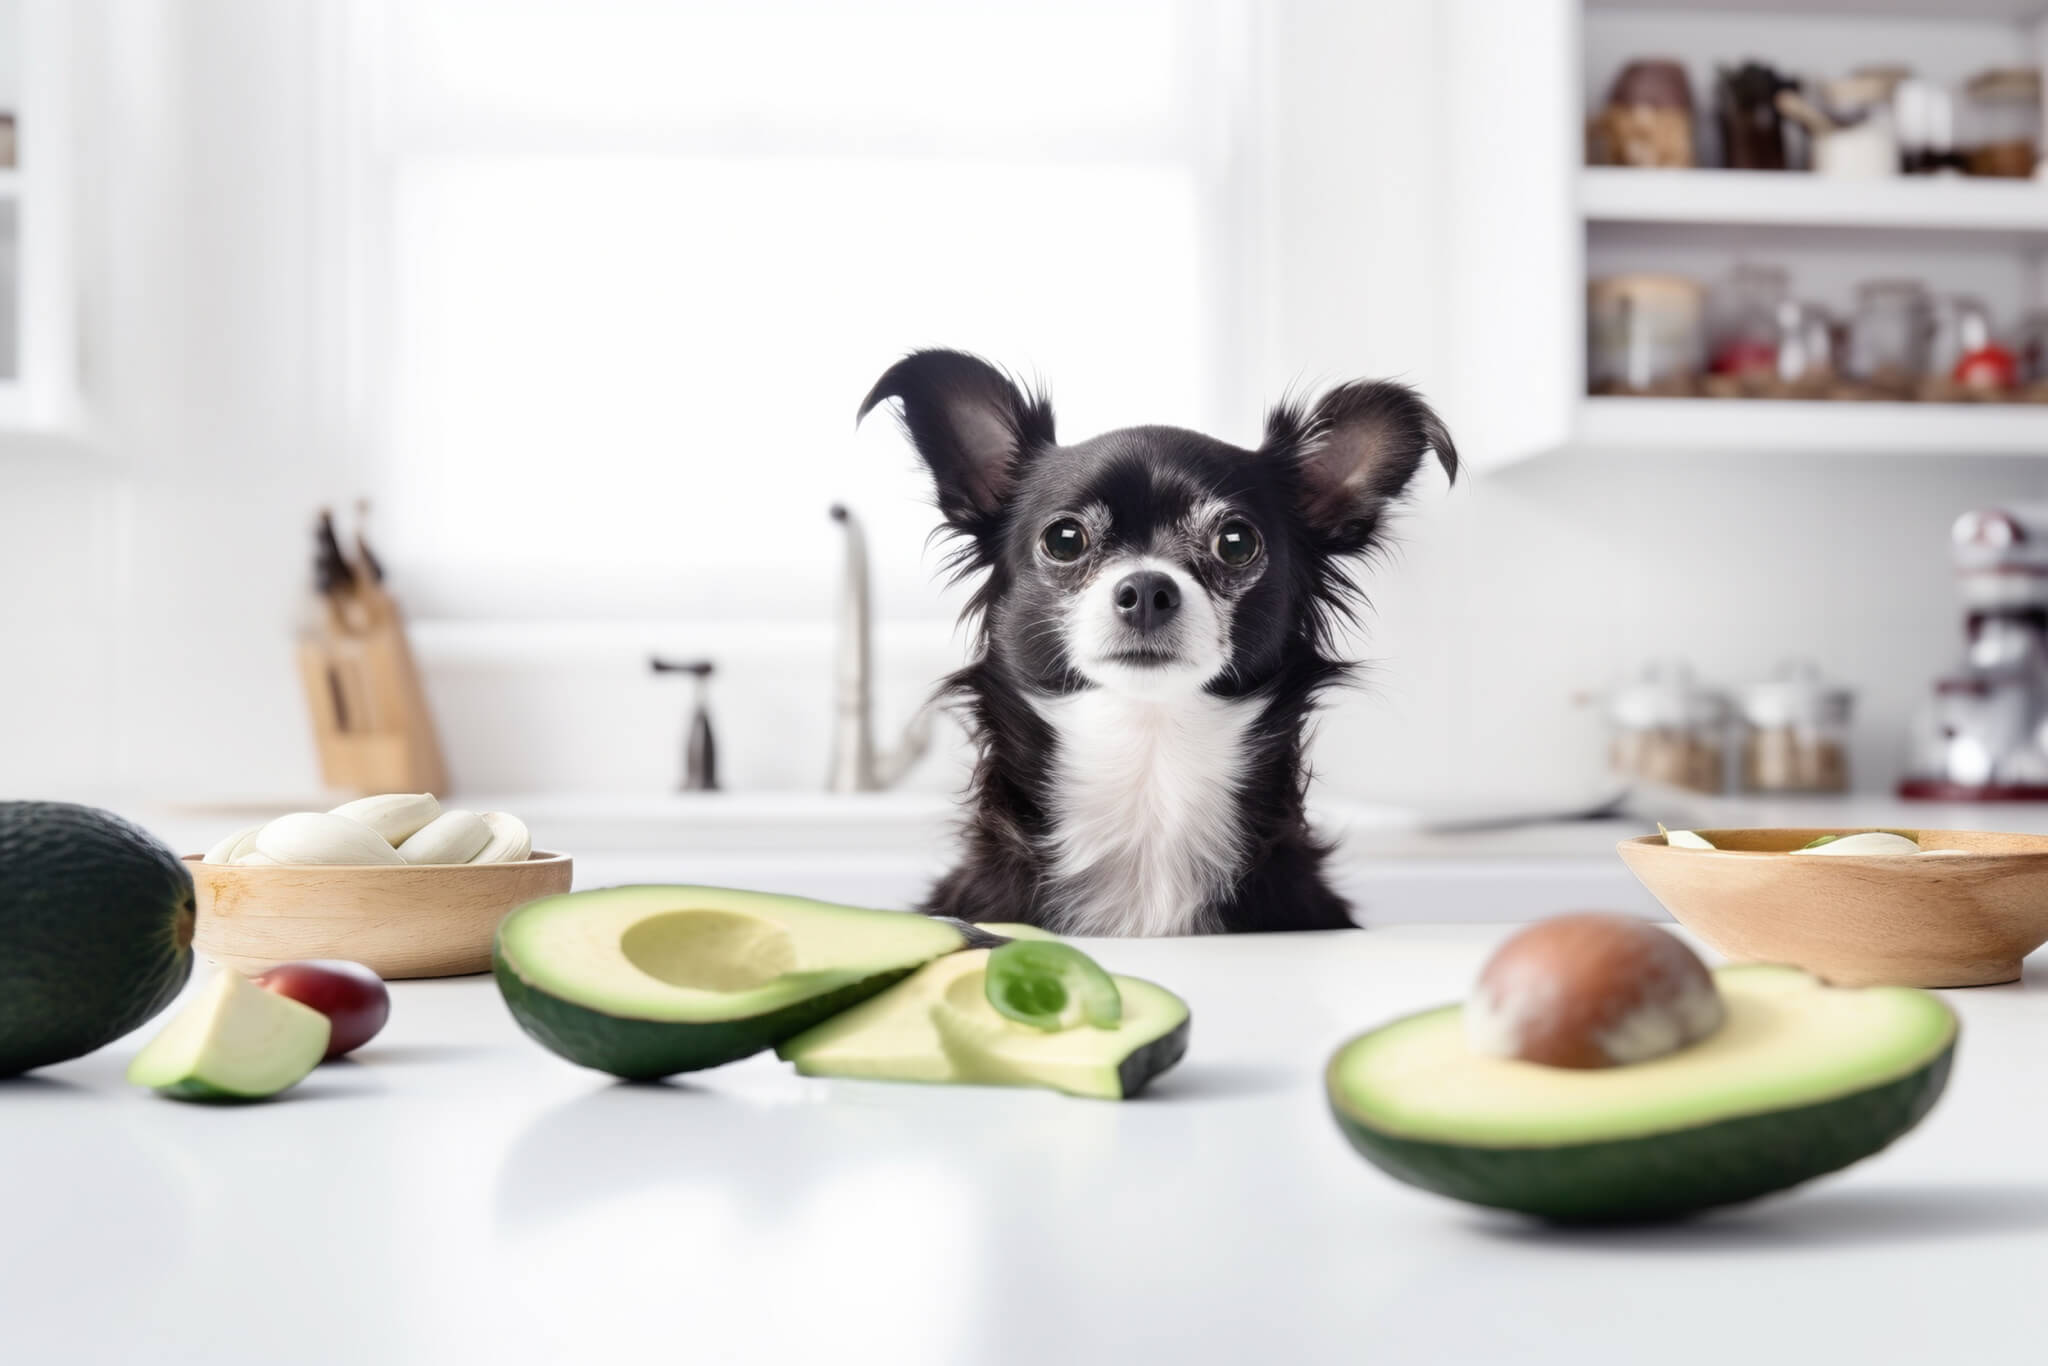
[298,594,448,796]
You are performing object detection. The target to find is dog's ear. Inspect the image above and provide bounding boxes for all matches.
[858,350,1055,526]
[1263,380,1457,545]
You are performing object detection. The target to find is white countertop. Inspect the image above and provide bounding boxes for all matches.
[129,787,2048,930]
[10,922,2048,1366]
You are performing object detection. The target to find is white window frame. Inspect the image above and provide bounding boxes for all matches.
[323,0,1269,622]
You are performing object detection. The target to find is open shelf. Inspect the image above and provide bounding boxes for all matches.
[1576,396,2048,455]
[1581,167,2048,237]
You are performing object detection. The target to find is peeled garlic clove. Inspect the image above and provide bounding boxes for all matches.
[255,811,405,866]
[1658,824,1716,850]
[469,811,532,864]
[396,809,492,865]
[1793,831,1921,857]
[203,823,264,865]
[328,792,441,845]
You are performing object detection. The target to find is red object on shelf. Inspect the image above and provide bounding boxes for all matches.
[1710,338,1777,377]
[1955,344,2019,392]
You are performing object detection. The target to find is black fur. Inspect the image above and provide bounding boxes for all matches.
[861,349,1456,934]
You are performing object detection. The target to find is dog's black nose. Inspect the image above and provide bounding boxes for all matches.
[1113,571,1181,634]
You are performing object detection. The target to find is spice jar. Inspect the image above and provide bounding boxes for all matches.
[1961,68,2039,178]
[1848,279,1932,395]
[1716,62,1793,169]
[1708,264,1788,381]
[1588,275,1705,395]
[1737,662,1853,795]
[1606,662,1730,794]
[1590,60,1696,168]
[1775,300,1838,391]
[1926,294,2018,396]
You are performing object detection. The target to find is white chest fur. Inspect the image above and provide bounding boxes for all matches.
[1031,688,1259,937]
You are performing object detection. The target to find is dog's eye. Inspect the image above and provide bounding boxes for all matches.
[1041,518,1089,563]
[1213,520,1262,567]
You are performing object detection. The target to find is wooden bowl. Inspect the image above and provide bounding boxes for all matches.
[1617,829,2048,988]
[185,851,573,979]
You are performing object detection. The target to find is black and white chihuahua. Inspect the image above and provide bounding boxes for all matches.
[859,350,1456,935]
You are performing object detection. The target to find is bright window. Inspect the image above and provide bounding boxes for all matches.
[361,0,1258,620]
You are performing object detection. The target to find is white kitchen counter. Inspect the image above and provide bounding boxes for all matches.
[129,788,2048,929]
[10,921,2048,1366]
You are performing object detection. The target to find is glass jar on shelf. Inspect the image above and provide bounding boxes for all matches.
[1847,279,1932,396]
[1737,661,1853,794]
[1707,264,1788,382]
[1774,299,1838,392]
[2015,309,2048,389]
[1606,661,1730,795]
[1587,275,1705,396]
[1961,68,2039,178]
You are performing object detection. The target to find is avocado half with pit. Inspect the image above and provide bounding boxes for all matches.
[778,948,1190,1100]
[1326,965,1956,1222]
[493,885,970,1079]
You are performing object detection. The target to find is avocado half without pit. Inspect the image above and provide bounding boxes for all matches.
[1326,914,1958,1223]
[493,886,973,1079]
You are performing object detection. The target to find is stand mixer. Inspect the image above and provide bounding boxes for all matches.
[1901,505,2048,800]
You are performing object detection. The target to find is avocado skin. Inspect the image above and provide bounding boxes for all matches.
[150,1078,272,1105]
[1118,1013,1192,1099]
[493,945,931,1080]
[1329,1043,1954,1223]
[0,802,196,1076]
[932,918,1012,951]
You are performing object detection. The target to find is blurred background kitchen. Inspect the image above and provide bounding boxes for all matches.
[10,0,2048,914]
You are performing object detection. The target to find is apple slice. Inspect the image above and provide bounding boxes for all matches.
[127,969,331,1102]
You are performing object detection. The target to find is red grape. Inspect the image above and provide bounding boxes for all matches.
[254,960,390,1060]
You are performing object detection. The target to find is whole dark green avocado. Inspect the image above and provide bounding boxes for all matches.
[0,802,196,1075]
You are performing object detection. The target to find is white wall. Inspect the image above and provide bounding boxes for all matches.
[2,0,352,802]
[2,0,2044,810]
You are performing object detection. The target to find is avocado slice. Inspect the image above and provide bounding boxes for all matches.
[127,969,331,1102]
[978,922,1063,942]
[1,801,196,1075]
[1326,965,1955,1222]
[493,885,969,1079]
[778,948,1191,1100]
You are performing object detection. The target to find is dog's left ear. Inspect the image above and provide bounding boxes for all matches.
[858,349,1056,529]
[1263,380,1458,544]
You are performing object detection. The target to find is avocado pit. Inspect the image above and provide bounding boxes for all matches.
[1466,913,1723,1068]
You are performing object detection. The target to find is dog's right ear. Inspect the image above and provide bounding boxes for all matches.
[858,350,1055,527]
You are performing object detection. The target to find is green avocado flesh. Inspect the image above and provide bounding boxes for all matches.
[493,885,969,1079]
[127,970,331,1102]
[985,940,1122,1030]
[1327,965,1956,1222]
[778,949,1191,1100]
[0,801,196,1076]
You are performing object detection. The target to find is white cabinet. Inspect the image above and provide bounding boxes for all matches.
[1443,0,2048,468]
[0,0,73,432]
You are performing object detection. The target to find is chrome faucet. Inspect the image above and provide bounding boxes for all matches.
[827,504,934,791]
